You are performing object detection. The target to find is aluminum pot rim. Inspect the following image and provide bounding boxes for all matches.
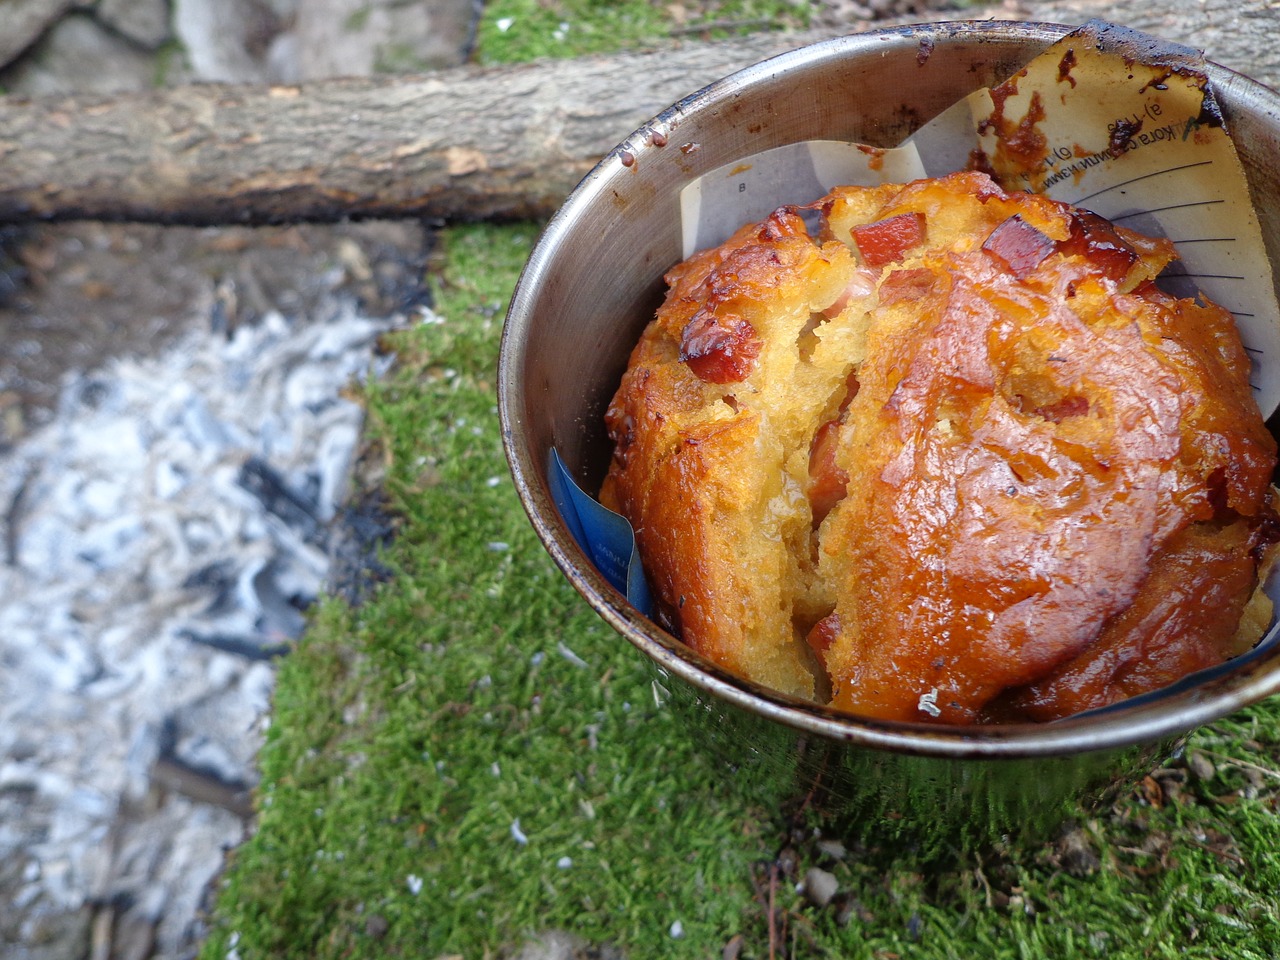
[498,19,1280,761]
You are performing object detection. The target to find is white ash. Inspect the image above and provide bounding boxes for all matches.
[510,819,529,846]
[0,301,399,957]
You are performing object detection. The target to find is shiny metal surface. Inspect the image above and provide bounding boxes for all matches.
[498,21,1280,835]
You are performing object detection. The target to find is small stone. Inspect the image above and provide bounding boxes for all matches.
[172,0,276,83]
[0,0,76,68]
[1187,751,1216,782]
[289,0,477,81]
[1241,765,1266,799]
[1056,827,1100,877]
[4,13,155,94]
[97,0,171,48]
[802,866,839,908]
[816,838,847,861]
[513,930,588,960]
[1152,766,1188,805]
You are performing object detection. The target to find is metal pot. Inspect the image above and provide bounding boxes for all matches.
[498,20,1280,841]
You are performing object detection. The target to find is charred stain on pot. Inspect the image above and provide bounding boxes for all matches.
[916,35,935,66]
[1094,18,1215,107]
[1139,68,1174,94]
[1057,47,1077,87]
[889,103,924,143]
[1197,91,1226,129]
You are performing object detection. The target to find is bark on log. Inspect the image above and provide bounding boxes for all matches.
[0,0,1275,226]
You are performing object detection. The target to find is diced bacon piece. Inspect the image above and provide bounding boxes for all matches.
[807,371,860,523]
[852,212,928,268]
[679,311,761,383]
[1059,209,1138,283]
[806,613,842,666]
[808,418,850,524]
[982,214,1057,279]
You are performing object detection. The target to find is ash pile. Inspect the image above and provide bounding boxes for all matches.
[0,222,423,958]
[0,1,478,958]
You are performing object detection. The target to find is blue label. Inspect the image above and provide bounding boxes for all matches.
[548,449,653,617]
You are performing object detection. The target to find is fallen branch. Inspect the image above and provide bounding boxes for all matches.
[0,0,1271,226]
[0,31,840,226]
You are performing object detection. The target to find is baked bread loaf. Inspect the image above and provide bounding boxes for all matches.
[601,171,1280,723]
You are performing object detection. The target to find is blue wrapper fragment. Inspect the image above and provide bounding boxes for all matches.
[548,448,653,617]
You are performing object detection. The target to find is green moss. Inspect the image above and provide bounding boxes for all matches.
[474,0,813,64]
[201,220,1280,960]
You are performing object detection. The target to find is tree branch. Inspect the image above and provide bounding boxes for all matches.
[0,0,1272,226]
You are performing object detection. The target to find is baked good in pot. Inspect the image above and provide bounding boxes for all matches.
[601,170,1279,724]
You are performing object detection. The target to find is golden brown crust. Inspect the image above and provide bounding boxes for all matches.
[986,513,1275,722]
[603,171,1279,722]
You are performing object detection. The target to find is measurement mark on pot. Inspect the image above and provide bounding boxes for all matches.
[1073,159,1216,205]
[1109,199,1225,220]
[1159,268,1248,281]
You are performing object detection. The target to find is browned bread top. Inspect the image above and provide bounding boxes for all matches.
[602,171,1278,723]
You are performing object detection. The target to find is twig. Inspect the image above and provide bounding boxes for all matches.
[1184,836,1246,866]
[768,861,779,960]
[1116,845,1153,857]
[90,905,113,960]
[1201,750,1280,782]
[973,854,994,909]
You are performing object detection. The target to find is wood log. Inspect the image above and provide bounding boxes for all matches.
[0,0,1275,226]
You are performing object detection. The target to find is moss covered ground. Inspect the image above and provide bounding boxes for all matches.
[471,0,813,63]
[201,5,1280,958]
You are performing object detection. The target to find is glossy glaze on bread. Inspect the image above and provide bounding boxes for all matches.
[602,171,1279,723]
